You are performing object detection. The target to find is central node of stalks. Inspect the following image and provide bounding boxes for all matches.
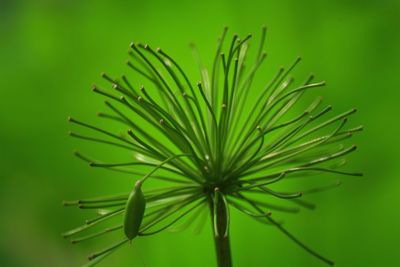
[203,180,241,196]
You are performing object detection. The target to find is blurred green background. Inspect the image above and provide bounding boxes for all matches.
[1,0,399,266]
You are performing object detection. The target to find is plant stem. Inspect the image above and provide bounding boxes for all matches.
[210,199,233,267]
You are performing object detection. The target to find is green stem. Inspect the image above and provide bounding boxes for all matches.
[210,199,233,267]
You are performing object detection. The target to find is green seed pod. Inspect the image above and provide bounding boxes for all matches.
[124,180,146,240]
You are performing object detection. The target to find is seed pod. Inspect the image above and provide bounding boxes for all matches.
[124,180,146,240]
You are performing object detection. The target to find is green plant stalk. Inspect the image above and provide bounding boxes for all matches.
[210,198,233,267]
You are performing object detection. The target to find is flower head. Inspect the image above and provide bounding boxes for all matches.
[64,27,362,266]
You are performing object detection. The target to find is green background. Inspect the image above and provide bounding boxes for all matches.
[1,0,399,266]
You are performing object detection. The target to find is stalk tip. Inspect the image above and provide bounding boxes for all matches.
[135,179,143,188]
[88,254,96,261]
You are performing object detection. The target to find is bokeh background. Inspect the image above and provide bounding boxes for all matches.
[1,0,399,266]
